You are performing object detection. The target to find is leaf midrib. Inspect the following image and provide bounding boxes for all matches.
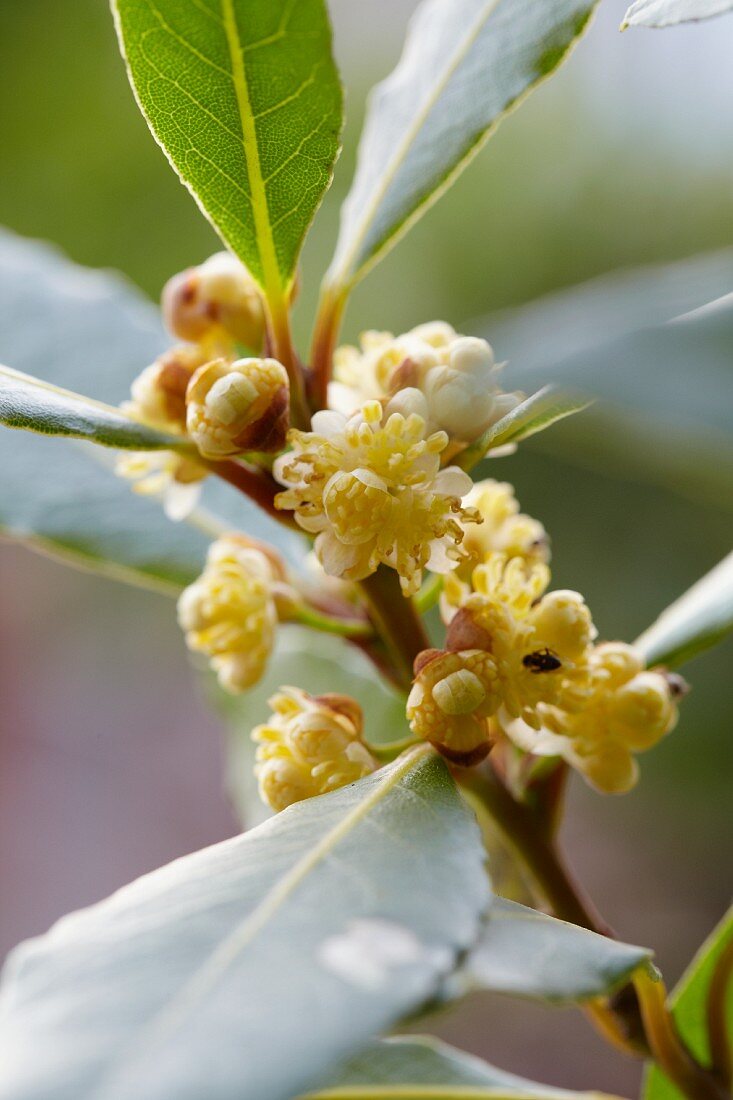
[100,744,435,1086]
[221,0,285,301]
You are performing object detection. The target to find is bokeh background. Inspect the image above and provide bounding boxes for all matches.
[1,1,731,1094]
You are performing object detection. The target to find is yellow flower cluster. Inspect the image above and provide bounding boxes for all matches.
[274,401,478,595]
[506,643,684,793]
[401,472,685,791]
[253,688,376,812]
[118,252,285,517]
[329,322,521,455]
[177,536,281,693]
[409,551,595,763]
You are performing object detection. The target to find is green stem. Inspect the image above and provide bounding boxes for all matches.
[268,294,310,429]
[292,602,374,640]
[359,568,430,692]
[635,969,730,1100]
[414,573,443,615]
[707,936,733,1090]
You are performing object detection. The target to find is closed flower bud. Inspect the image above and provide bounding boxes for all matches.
[528,590,597,662]
[162,251,265,349]
[122,345,210,432]
[186,356,289,457]
[177,536,280,693]
[407,648,501,765]
[253,687,376,812]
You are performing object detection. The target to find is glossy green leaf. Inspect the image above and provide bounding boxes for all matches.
[112,0,342,297]
[643,907,733,1100]
[458,386,591,470]
[0,749,489,1100]
[622,0,733,29]
[0,229,303,590]
[326,0,598,292]
[635,551,733,668]
[459,899,651,1004]
[308,1035,623,1099]
[0,364,186,451]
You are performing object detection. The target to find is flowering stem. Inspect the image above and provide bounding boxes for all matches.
[267,292,310,429]
[308,286,346,412]
[634,968,730,1100]
[707,936,733,1090]
[200,457,299,530]
[462,762,613,934]
[359,568,430,691]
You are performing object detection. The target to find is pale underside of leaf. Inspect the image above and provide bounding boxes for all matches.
[326,0,598,291]
[0,749,490,1100]
[635,550,733,668]
[459,899,651,1003]
[111,0,343,295]
[622,0,733,29]
[0,229,303,590]
[307,1035,626,1100]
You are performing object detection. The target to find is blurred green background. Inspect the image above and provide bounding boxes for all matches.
[0,1,731,1094]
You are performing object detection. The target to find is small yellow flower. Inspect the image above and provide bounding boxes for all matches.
[177,536,281,693]
[162,251,265,350]
[503,642,685,794]
[253,687,376,811]
[274,402,478,595]
[186,356,289,458]
[407,648,501,765]
[328,324,521,452]
[115,450,207,521]
[442,554,595,728]
[458,480,549,575]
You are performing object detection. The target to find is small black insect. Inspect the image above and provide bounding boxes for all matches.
[522,648,562,673]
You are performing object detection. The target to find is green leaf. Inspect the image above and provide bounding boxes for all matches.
[459,899,651,1004]
[635,551,733,668]
[112,0,342,299]
[218,626,409,826]
[0,230,303,590]
[622,0,733,29]
[643,907,733,1100]
[0,364,187,451]
[308,1035,624,1099]
[325,0,598,293]
[0,749,490,1100]
[458,386,591,470]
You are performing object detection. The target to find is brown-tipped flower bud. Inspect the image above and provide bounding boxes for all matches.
[186,356,289,458]
[162,251,265,349]
[123,345,210,432]
[407,648,501,766]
